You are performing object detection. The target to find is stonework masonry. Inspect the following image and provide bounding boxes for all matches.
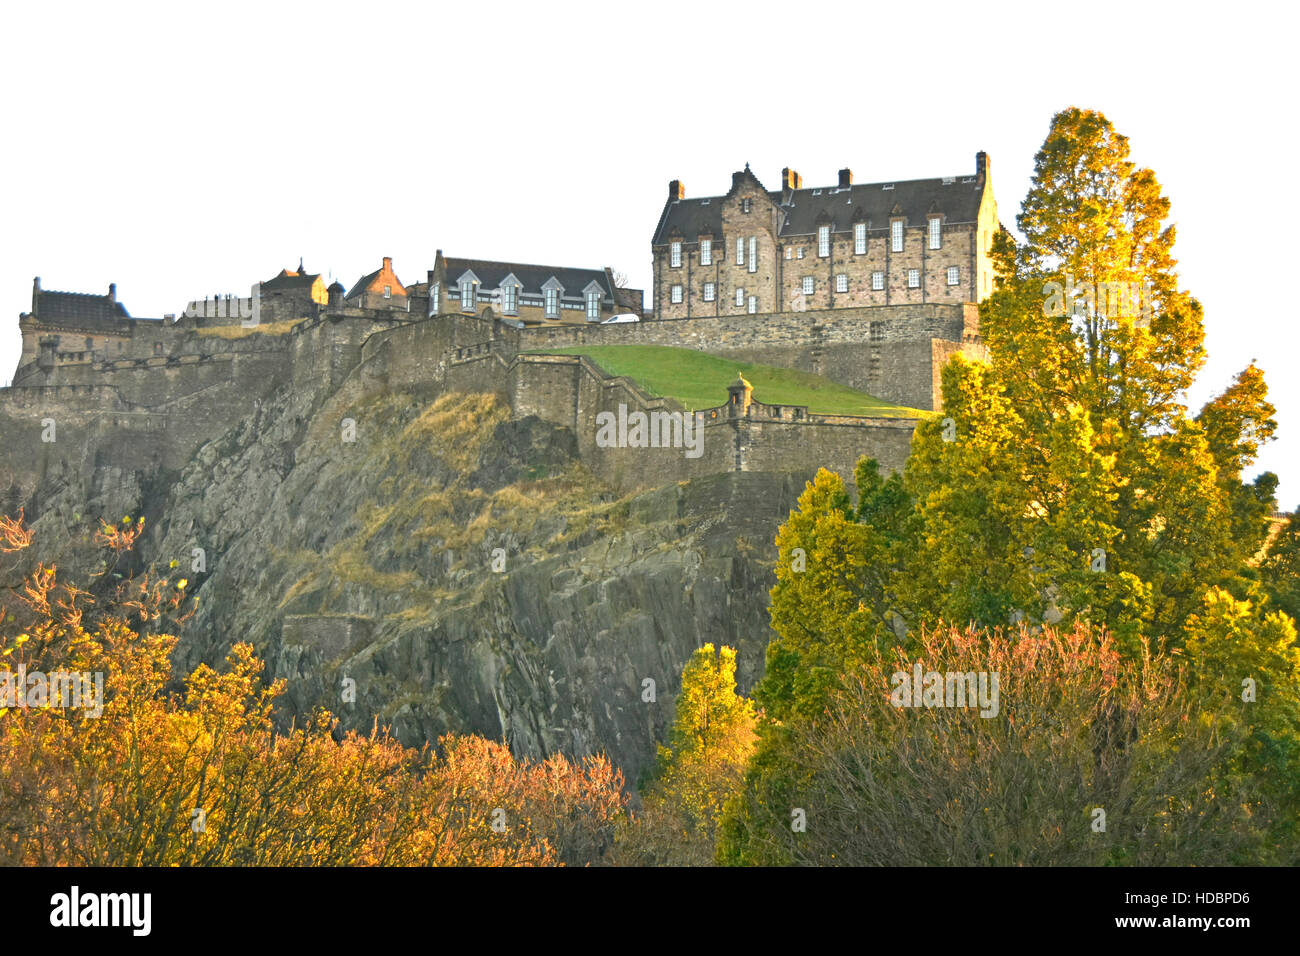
[3,289,984,512]
[652,156,998,322]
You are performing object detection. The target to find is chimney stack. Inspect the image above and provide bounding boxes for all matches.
[781,167,802,191]
[668,179,684,201]
[976,151,989,179]
[382,257,392,271]
[108,282,116,301]
[838,168,853,187]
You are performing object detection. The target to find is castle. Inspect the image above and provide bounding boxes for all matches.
[2,155,994,504]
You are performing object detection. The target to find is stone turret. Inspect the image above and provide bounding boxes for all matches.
[727,373,753,416]
[37,335,59,372]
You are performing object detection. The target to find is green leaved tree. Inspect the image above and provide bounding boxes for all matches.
[719,106,1297,865]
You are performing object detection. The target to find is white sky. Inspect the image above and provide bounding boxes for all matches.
[2,0,1295,508]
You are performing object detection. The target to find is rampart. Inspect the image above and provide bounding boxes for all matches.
[2,303,943,506]
[480,301,984,410]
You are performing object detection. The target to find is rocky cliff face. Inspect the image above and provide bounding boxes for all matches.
[5,370,806,781]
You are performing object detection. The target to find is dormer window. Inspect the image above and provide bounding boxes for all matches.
[502,283,519,315]
[891,220,904,252]
[460,281,476,311]
[854,223,867,255]
[586,290,601,320]
[700,238,712,266]
[929,217,942,250]
[818,225,830,258]
[670,241,682,268]
[544,287,560,318]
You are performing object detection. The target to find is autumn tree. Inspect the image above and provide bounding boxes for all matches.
[720,107,1297,865]
[616,644,756,865]
[0,511,627,866]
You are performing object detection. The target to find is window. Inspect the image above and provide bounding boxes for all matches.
[870,321,884,342]
[835,274,848,293]
[700,238,712,265]
[947,266,960,286]
[85,337,94,350]
[748,236,757,273]
[670,241,682,268]
[929,218,942,250]
[802,276,814,295]
[908,269,920,289]
[586,290,601,320]
[735,287,745,307]
[384,285,392,298]
[544,287,560,317]
[797,247,805,259]
[670,285,683,304]
[872,271,884,291]
[703,282,716,302]
[854,222,867,255]
[742,198,752,213]
[430,282,440,315]
[747,295,757,314]
[502,284,518,314]
[818,224,830,257]
[891,220,903,252]
[784,247,792,260]
[736,236,745,267]
[461,281,475,311]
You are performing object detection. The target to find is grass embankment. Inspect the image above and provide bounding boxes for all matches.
[195,318,308,338]
[526,345,926,418]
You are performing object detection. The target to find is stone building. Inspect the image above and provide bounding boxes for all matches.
[260,261,329,322]
[16,277,155,370]
[650,153,998,320]
[427,251,642,326]
[346,257,410,312]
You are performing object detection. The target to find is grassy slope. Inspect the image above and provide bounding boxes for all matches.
[526,345,926,418]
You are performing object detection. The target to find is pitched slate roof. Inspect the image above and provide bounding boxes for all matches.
[653,167,985,244]
[32,288,133,330]
[346,258,406,301]
[345,268,383,299]
[440,257,609,297]
[262,265,322,292]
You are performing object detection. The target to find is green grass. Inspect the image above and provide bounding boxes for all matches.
[525,345,927,418]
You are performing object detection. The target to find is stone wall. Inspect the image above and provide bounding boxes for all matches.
[435,349,916,493]
[475,302,980,410]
